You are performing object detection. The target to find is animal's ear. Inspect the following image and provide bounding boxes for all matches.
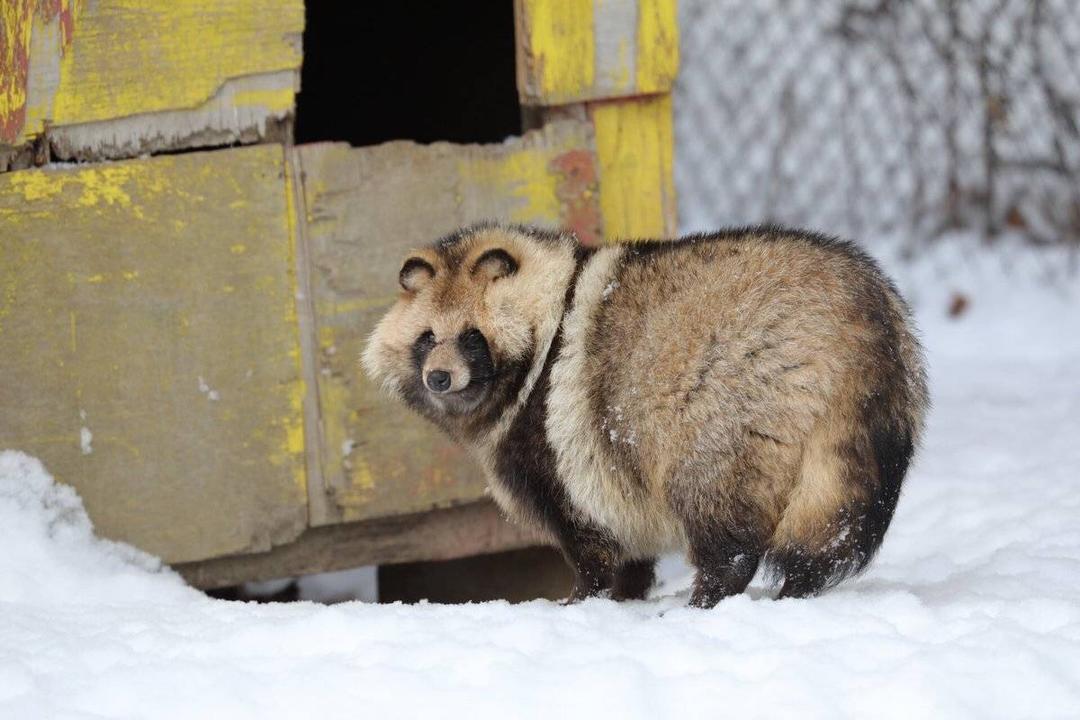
[399,257,435,293]
[472,248,518,282]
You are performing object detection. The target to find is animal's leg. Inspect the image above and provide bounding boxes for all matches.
[612,558,656,600]
[669,460,770,609]
[687,537,762,608]
[774,552,836,599]
[559,523,619,603]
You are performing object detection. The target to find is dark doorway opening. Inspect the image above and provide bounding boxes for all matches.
[295,1,522,147]
[379,547,572,604]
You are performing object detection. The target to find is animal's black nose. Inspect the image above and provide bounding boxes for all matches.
[426,370,452,393]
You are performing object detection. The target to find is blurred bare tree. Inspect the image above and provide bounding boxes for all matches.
[676,0,1080,251]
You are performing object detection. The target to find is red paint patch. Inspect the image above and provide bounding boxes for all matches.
[0,0,79,144]
[1,0,34,143]
[38,0,79,51]
[550,149,603,246]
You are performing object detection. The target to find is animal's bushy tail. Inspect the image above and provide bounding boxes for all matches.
[767,327,927,597]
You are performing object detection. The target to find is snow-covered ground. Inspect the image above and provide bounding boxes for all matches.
[2,238,1079,719]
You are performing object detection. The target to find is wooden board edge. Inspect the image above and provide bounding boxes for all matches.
[45,71,298,163]
[288,145,333,526]
[514,0,678,106]
[174,500,552,589]
[590,93,677,239]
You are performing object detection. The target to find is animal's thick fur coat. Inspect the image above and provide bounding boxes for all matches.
[363,224,928,606]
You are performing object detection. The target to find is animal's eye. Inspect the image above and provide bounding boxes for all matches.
[400,257,435,292]
[416,329,436,349]
[472,248,518,281]
[458,328,486,352]
[411,330,437,362]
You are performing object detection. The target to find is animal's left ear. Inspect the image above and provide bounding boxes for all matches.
[472,248,518,281]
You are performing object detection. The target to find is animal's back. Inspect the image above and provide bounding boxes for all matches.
[549,227,928,600]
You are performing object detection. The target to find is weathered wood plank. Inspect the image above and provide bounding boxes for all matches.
[515,0,678,106]
[0,0,77,149]
[0,144,308,563]
[3,0,302,162]
[590,93,677,239]
[634,0,679,95]
[294,120,601,526]
[175,500,550,590]
[0,0,37,146]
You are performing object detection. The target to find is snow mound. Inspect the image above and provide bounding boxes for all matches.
[0,451,194,606]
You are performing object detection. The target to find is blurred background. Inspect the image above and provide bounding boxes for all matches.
[678,0,1080,256]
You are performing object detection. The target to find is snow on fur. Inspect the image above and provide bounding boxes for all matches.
[2,240,1080,719]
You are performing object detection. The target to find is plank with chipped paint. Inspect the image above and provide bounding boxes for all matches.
[176,500,550,590]
[590,93,677,239]
[515,0,678,106]
[293,120,601,526]
[0,0,78,147]
[3,0,302,161]
[0,144,307,564]
[0,0,36,145]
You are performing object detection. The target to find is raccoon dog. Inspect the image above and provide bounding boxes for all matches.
[363,224,928,607]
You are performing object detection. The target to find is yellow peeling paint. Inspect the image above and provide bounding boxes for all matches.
[459,149,562,224]
[230,244,247,255]
[232,86,295,113]
[284,378,306,460]
[9,0,300,144]
[281,153,308,497]
[535,0,596,101]
[635,0,678,94]
[50,0,303,127]
[8,164,139,208]
[517,0,677,104]
[8,170,69,201]
[0,1,34,127]
[81,172,129,206]
[592,94,676,239]
[0,144,309,563]
[519,0,595,104]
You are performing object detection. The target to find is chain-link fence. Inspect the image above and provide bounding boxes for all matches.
[675,0,1080,251]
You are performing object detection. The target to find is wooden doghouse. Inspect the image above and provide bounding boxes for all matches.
[0,0,678,589]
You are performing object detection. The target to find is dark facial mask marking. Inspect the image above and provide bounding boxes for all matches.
[458,328,496,384]
[411,329,437,372]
